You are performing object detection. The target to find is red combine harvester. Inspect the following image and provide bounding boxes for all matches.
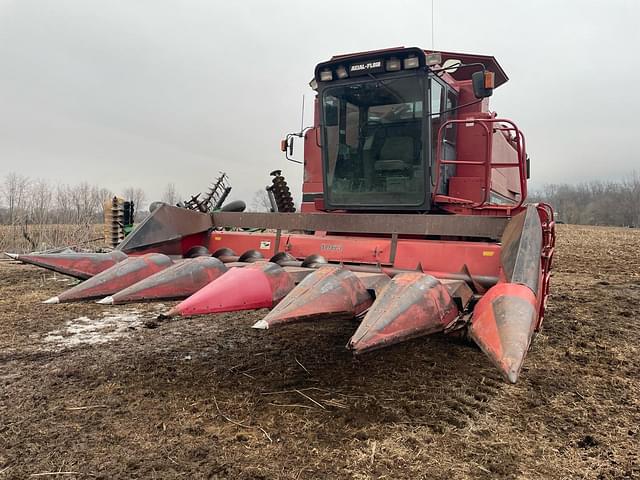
[8,47,555,383]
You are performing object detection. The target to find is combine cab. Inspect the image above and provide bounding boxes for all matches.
[8,47,555,383]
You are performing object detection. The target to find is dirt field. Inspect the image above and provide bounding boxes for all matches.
[1,224,639,479]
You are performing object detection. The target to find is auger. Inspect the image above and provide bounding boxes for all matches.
[7,47,555,383]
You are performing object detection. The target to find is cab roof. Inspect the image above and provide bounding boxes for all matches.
[319,46,509,88]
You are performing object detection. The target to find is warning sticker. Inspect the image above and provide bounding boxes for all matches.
[259,241,271,250]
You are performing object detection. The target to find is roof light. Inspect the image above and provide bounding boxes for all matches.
[309,78,318,90]
[385,58,401,72]
[319,69,333,82]
[403,56,419,69]
[425,52,442,66]
[336,65,348,79]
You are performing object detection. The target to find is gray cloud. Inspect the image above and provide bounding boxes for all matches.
[0,0,637,205]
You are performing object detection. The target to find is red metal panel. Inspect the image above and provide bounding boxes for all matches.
[12,251,127,280]
[209,232,393,265]
[301,203,317,213]
[448,177,484,204]
[301,98,323,213]
[105,257,227,304]
[180,232,209,256]
[348,273,459,354]
[392,238,500,275]
[167,262,295,317]
[256,267,373,328]
[208,231,501,277]
[44,253,173,303]
[468,283,537,383]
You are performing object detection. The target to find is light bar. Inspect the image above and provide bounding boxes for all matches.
[403,56,419,69]
[319,69,333,82]
[385,58,401,72]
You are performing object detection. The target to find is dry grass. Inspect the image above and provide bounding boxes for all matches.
[0,224,105,254]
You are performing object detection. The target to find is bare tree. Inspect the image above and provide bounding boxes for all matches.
[621,171,640,227]
[0,176,136,251]
[27,179,53,225]
[250,189,273,212]
[2,173,30,225]
[96,187,114,207]
[68,182,98,224]
[55,184,74,224]
[161,182,179,205]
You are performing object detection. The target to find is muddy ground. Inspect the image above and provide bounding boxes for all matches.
[1,224,639,479]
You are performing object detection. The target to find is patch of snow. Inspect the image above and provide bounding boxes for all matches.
[43,310,144,347]
[49,273,79,284]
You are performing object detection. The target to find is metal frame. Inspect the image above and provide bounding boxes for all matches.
[433,118,527,209]
[211,211,507,240]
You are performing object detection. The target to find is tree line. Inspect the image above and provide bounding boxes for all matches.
[2,171,638,229]
[0,173,187,226]
[0,173,115,226]
[0,173,186,252]
[529,173,640,227]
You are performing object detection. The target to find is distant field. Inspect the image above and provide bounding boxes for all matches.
[0,224,105,253]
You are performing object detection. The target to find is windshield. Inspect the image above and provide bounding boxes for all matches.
[322,76,425,207]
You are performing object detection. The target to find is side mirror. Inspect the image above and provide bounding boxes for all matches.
[280,137,295,156]
[472,70,495,99]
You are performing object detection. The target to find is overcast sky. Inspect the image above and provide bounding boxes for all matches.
[0,0,638,207]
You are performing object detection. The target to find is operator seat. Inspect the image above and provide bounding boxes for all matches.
[374,136,418,172]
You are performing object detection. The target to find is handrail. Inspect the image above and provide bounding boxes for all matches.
[433,118,527,210]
